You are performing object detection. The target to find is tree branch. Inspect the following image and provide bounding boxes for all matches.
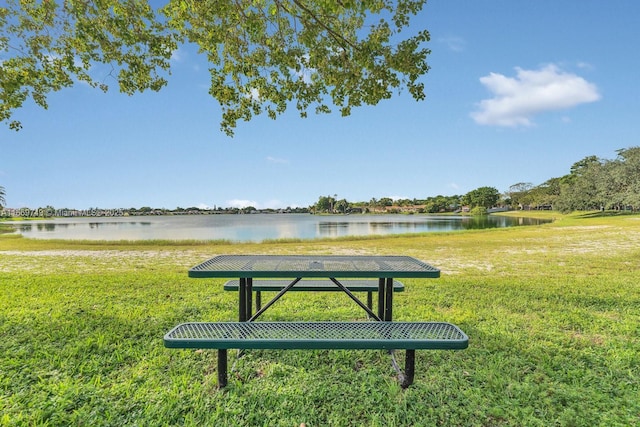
[277,0,359,52]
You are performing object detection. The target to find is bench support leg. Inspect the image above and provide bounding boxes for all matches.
[217,349,228,388]
[400,350,415,389]
[391,349,416,389]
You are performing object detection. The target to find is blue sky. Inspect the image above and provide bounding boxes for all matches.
[1,1,639,210]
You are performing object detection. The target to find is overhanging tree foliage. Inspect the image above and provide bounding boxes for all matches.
[1,0,430,135]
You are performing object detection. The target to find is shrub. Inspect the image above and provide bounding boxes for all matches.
[470,206,488,216]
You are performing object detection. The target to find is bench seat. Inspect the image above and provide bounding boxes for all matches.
[164,321,465,349]
[164,321,468,388]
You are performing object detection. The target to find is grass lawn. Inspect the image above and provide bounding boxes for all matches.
[1,212,638,426]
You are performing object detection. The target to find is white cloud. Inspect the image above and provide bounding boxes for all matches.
[577,61,594,70]
[170,46,188,63]
[227,199,259,208]
[262,199,286,209]
[438,36,466,52]
[291,53,315,83]
[266,156,288,164]
[170,47,202,72]
[471,64,601,127]
[226,199,287,209]
[248,87,260,101]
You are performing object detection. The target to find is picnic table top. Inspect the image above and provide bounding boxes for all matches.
[188,255,440,279]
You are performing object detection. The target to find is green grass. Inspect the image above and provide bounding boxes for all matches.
[1,212,639,426]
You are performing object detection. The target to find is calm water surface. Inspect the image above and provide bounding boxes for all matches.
[3,214,549,242]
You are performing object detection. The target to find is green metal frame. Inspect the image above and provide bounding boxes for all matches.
[222,279,405,292]
[224,279,405,318]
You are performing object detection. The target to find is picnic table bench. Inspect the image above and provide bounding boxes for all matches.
[164,321,468,388]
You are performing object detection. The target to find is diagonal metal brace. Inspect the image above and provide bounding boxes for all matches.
[248,278,302,322]
[329,277,382,321]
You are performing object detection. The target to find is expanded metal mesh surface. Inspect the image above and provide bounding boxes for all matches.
[189,255,440,278]
[165,322,468,350]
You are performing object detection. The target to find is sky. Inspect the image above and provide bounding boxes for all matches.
[1,1,639,210]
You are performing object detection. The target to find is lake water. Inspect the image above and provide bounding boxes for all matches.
[2,214,550,242]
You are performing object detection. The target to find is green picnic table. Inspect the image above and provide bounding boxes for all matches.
[166,255,468,388]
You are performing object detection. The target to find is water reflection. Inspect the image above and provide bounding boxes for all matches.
[315,215,542,238]
[87,221,152,228]
[2,214,550,242]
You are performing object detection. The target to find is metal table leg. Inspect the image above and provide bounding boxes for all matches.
[239,278,247,321]
[246,278,253,319]
[385,277,394,321]
[378,278,385,320]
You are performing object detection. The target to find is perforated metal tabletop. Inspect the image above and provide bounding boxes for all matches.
[189,255,440,278]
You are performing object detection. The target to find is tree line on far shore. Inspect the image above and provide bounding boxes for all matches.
[1,147,639,218]
[313,146,640,214]
[311,187,500,215]
[506,146,640,213]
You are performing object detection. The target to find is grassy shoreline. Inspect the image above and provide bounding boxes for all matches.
[1,211,638,426]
